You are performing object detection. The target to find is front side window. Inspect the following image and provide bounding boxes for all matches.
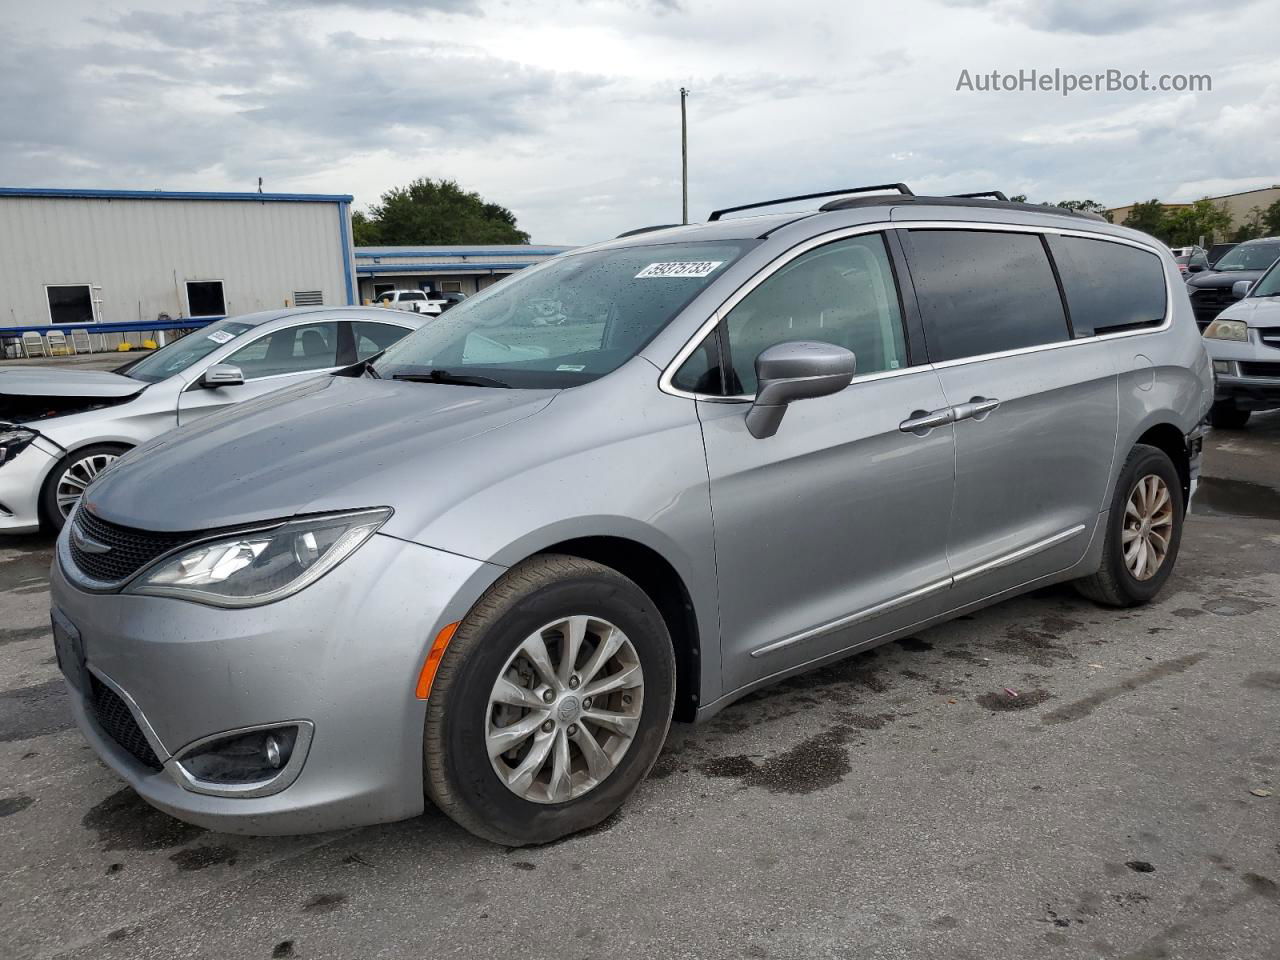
[907,229,1069,362]
[1250,260,1280,298]
[374,241,752,388]
[225,322,340,379]
[124,320,255,383]
[1214,242,1280,272]
[1047,235,1167,335]
[715,233,907,395]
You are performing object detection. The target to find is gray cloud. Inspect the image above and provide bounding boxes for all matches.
[937,0,1258,35]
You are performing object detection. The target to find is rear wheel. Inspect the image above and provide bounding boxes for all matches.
[40,443,128,531]
[423,554,675,845]
[1209,400,1251,429]
[1075,444,1184,607]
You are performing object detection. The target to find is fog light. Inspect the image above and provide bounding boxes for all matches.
[178,726,299,784]
[1213,360,1233,375]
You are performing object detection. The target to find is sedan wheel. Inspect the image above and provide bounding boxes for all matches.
[486,615,644,804]
[55,452,119,518]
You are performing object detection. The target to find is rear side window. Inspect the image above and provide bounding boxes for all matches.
[906,230,1069,362]
[353,321,412,360]
[1047,235,1166,335]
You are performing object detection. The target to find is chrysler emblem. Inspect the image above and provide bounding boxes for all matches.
[71,525,112,555]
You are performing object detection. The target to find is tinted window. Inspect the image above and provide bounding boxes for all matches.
[400,291,427,301]
[353,321,412,360]
[226,322,340,379]
[720,233,907,394]
[1047,235,1166,335]
[907,230,1069,362]
[671,332,723,394]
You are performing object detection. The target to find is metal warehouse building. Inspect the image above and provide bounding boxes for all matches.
[0,187,356,333]
[355,245,572,302]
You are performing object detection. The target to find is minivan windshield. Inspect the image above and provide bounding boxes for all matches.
[373,241,753,388]
[123,319,255,383]
[1214,242,1280,272]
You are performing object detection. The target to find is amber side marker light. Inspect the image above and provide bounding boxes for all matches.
[415,622,460,699]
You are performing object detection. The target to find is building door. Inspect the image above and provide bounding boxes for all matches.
[46,285,94,324]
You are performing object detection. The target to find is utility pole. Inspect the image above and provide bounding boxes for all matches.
[680,87,689,224]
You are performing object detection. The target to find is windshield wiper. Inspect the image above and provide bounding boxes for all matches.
[392,369,510,388]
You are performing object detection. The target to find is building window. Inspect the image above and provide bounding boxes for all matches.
[372,283,395,299]
[46,284,95,324]
[440,280,463,292]
[293,290,324,306]
[186,280,226,318]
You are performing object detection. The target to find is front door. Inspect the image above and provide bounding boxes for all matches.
[901,226,1119,600]
[178,320,347,424]
[692,232,958,693]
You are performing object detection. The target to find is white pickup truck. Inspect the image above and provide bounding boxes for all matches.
[371,290,442,315]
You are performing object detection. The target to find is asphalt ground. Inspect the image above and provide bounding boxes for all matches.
[1,401,1278,960]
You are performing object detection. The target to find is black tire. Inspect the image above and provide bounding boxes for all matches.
[423,554,675,846]
[1074,444,1184,608]
[1209,400,1251,429]
[39,443,130,532]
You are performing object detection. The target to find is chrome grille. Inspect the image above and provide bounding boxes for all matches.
[1190,288,1237,328]
[68,510,190,584]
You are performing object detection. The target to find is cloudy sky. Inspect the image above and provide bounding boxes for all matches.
[3,0,1277,243]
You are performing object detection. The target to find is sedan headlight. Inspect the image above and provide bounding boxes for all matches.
[1203,318,1248,341]
[127,508,391,607]
[0,427,38,468]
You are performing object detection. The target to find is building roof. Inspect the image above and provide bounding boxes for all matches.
[0,187,353,203]
[355,245,572,257]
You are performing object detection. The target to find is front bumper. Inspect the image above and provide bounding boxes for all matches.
[0,439,58,533]
[50,530,504,834]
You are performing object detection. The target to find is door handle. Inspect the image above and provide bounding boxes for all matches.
[899,407,955,434]
[952,397,1001,422]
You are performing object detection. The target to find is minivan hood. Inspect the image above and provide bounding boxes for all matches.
[83,374,556,533]
[0,367,142,399]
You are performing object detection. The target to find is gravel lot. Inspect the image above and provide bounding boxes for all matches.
[2,402,1277,960]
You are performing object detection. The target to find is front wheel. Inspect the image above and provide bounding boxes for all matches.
[423,554,675,845]
[1074,444,1184,607]
[40,443,128,531]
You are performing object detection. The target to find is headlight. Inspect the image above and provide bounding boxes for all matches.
[1203,318,1248,341]
[126,508,391,607]
[0,428,38,468]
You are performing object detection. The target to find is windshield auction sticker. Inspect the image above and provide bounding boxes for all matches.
[206,330,235,344]
[635,261,725,279]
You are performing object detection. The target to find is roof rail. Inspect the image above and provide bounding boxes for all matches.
[816,193,1107,222]
[708,183,914,222]
[950,190,1009,201]
[615,224,681,239]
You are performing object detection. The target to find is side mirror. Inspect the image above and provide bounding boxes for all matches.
[1188,263,1205,273]
[201,364,245,388]
[1233,280,1253,300]
[745,341,856,439]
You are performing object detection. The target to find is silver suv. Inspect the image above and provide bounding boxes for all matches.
[49,186,1212,845]
[1201,254,1280,427]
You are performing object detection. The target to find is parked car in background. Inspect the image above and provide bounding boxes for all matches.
[0,307,425,533]
[372,289,442,315]
[1202,256,1280,427]
[1174,251,1209,276]
[1186,236,1280,329]
[1206,242,1238,268]
[47,188,1210,846]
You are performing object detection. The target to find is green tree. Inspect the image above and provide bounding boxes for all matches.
[1008,194,1028,203]
[354,178,530,246]
[1122,200,1167,240]
[1054,199,1112,221]
[1163,198,1232,247]
[1262,198,1280,236]
[1231,206,1266,243]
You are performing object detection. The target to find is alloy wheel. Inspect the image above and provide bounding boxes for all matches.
[1123,474,1174,581]
[485,615,644,804]
[55,453,119,518]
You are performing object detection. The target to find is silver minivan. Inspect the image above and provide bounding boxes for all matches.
[49,187,1212,845]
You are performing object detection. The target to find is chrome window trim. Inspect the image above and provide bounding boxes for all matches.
[167,720,315,799]
[659,219,1173,401]
[750,523,1089,658]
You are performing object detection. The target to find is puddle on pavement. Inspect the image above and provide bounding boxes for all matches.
[1193,477,1280,521]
